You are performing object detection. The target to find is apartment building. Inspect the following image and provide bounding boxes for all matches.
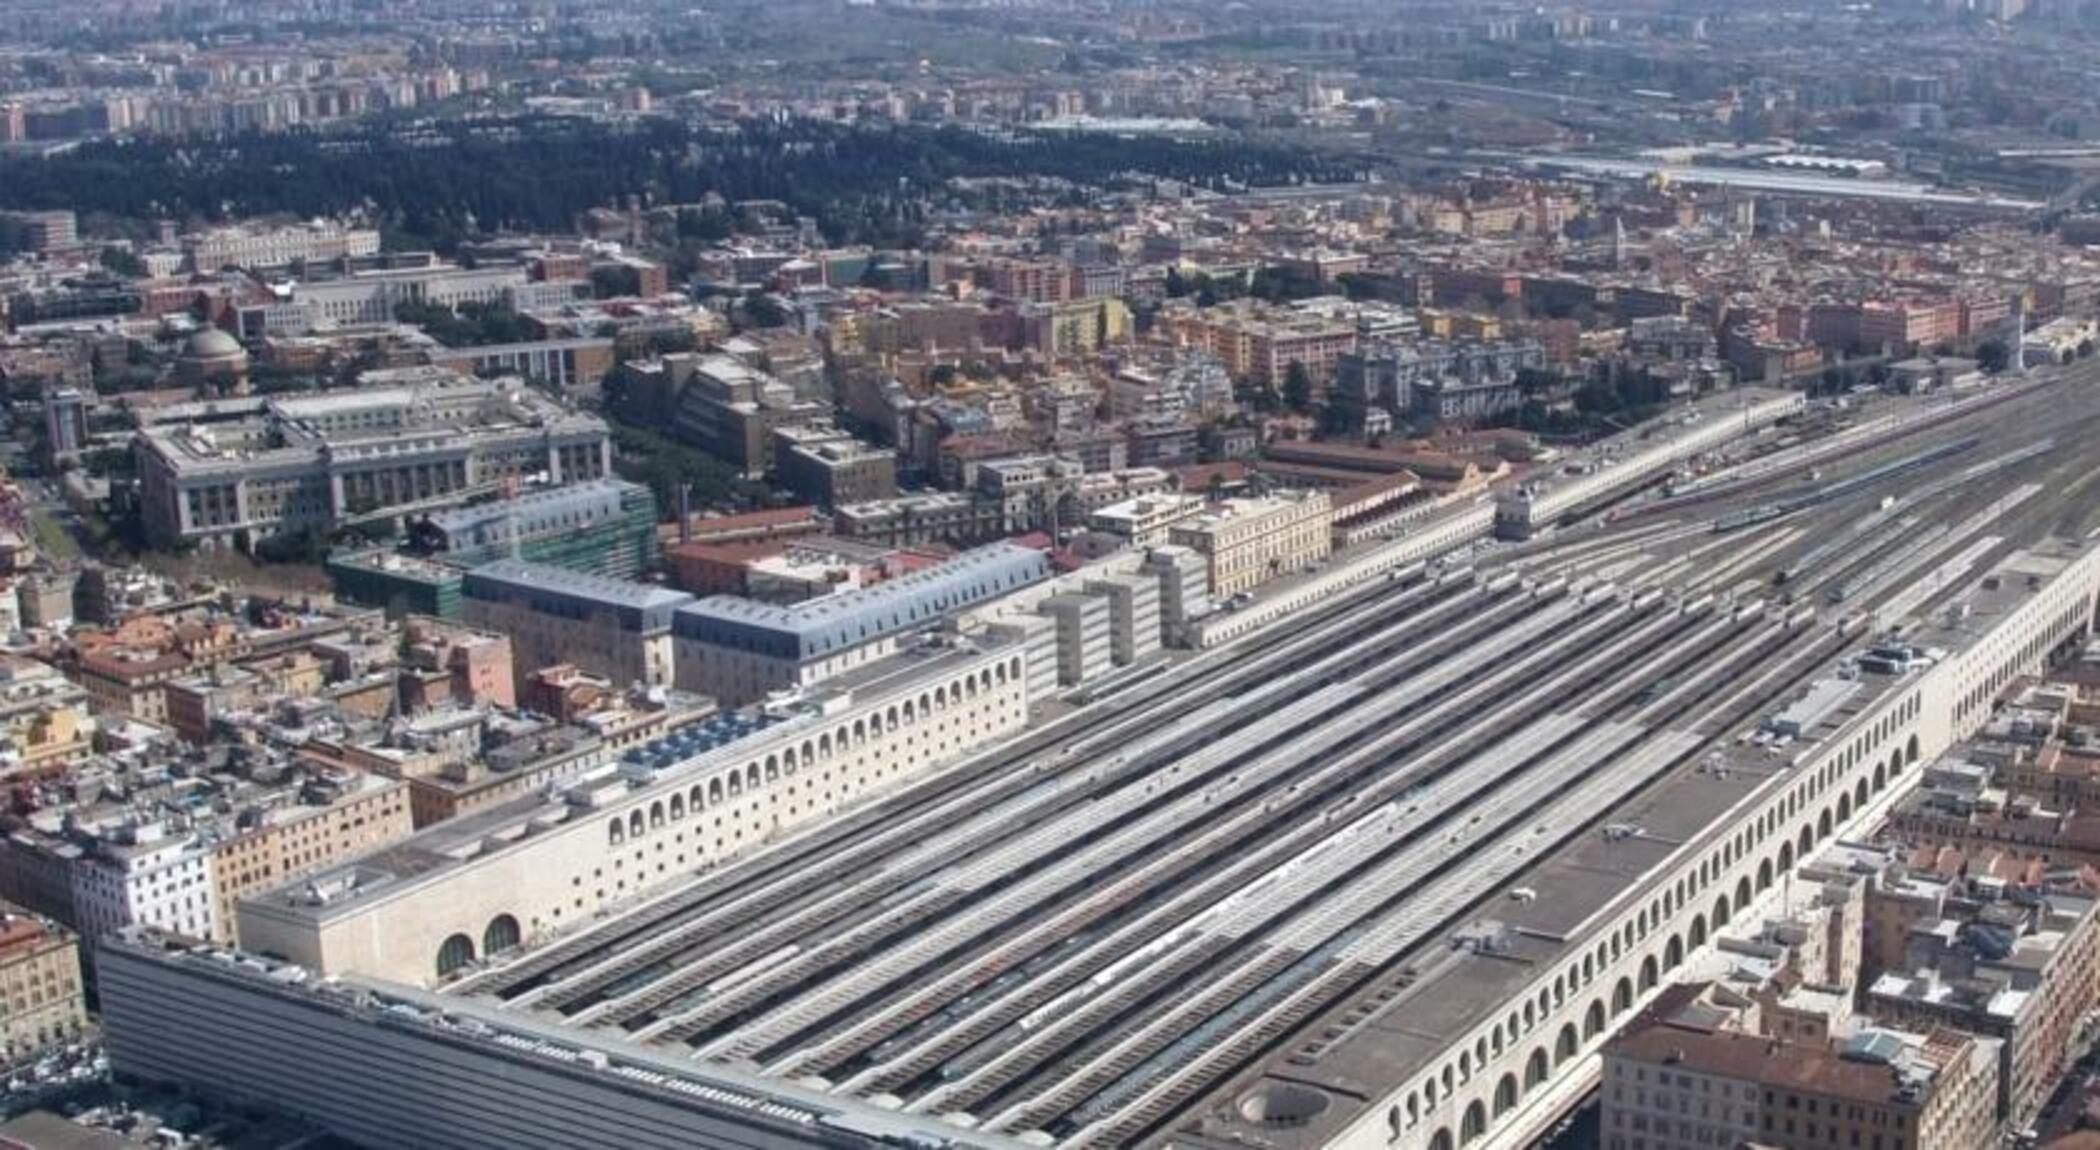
[0,907,85,1063]
[0,657,93,780]
[1603,990,1998,1150]
[1168,491,1334,597]
[1165,303,1360,386]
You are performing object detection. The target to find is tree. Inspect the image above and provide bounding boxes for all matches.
[98,246,145,277]
[1282,362,1314,414]
[1976,338,2011,374]
[740,291,789,329]
[1515,367,1561,395]
[0,116,1359,253]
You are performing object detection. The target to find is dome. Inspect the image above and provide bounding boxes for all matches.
[182,327,244,360]
[1237,1083,1331,1126]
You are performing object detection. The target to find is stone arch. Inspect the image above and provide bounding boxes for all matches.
[1460,1100,1488,1146]
[1664,934,1684,969]
[1836,792,1853,823]
[1779,840,1795,871]
[1735,876,1752,909]
[1713,893,1731,927]
[608,819,624,846]
[1873,760,1887,792]
[483,913,521,956]
[1638,955,1658,992]
[1797,825,1813,856]
[1819,808,1834,839]
[436,933,475,978]
[1493,1073,1519,1118]
[1428,1128,1455,1150]
[1854,777,1870,808]
[1583,1000,1606,1040]
[1907,733,1920,765]
[1757,859,1773,892]
[1689,913,1708,948]
[628,810,644,839]
[1525,1047,1549,1089]
[669,793,685,820]
[1556,1023,1579,1064]
[1611,977,1634,1016]
[649,800,665,829]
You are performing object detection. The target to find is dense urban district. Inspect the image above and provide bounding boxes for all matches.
[3,1,2100,1149]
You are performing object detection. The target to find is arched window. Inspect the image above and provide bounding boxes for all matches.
[1460,1100,1488,1146]
[483,914,521,956]
[436,933,476,978]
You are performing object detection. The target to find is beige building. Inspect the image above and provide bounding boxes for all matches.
[204,772,413,944]
[1169,491,1334,598]
[0,657,92,779]
[236,633,1036,985]
[459,561,690,695]
[1164,303,1359,387]
[1603,985,1999,1150]
[0,905,85,1062]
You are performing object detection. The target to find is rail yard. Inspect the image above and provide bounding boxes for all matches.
[97,363,2100,1150]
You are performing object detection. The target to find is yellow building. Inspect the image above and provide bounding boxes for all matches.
[0,657,93,779]
[1027,297,1132,358]
[0,905,85,1061]
[1417,308,1505,341]
[1168,491,1334,598]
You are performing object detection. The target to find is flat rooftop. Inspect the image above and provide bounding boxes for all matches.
[242,632,1013,928]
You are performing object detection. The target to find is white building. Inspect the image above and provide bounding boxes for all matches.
[1088,494,1206,548]
[134,371,612,551]
[70,827,217,942]
[184,222,380,272]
